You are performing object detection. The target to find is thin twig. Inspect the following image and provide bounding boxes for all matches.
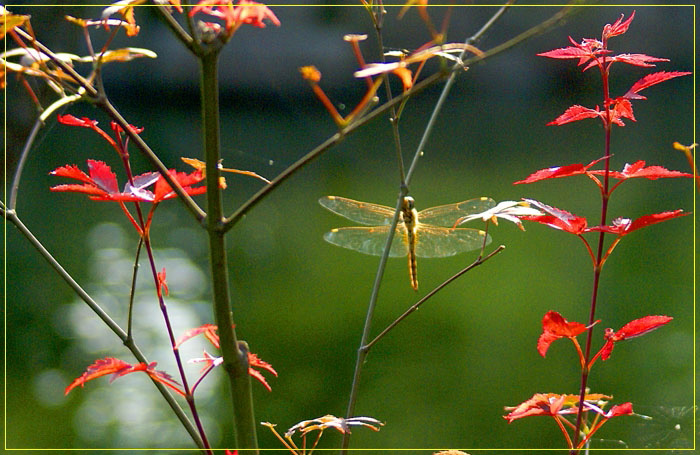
[152,4,196,53]
[9,116,44,210]
[365,245,505,351]
[462,2,587,67]
[405,2,513,185]
[126,237,144,341]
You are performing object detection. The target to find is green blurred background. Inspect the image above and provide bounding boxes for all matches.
[4,2,695,453]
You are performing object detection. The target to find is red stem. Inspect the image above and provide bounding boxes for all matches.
[570,52,613,454]
[142,234,212,453]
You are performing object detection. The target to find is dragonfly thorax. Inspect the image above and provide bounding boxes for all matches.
[400,196,418,229]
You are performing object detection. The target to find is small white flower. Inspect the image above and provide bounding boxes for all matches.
[455,200,543,230]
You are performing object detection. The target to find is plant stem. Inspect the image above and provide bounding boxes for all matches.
[571,86,613,453]
[9,116,44,210]
[365,245,505,351]
[199,50,258,452]
[142,234,213,453]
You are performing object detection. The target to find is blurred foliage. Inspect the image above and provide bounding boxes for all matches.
[5,3,694,452]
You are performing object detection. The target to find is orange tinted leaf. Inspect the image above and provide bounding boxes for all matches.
[1,10,29,39]
[101,0,145,37]
[93,48,157,63]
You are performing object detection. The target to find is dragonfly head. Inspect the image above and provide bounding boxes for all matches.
[402,196,415,211]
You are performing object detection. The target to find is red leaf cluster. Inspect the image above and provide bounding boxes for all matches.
[65,357,184,396]
[536,311,673,366]
[190,0,280,33]
[50,159,205,203]
[177,324,278,391]
[538,11,691,128]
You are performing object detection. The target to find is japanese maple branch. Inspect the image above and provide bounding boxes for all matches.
[199,50,258,452]
[365,244,506,351]
[1,204,205,450]
[141,232,213,453]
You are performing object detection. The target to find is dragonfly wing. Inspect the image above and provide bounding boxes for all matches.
[418,197,497,226]
[323,226,408,257]
[319,196,397,226]
[414,225,491,258]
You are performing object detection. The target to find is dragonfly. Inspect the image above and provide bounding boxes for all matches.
[319,195,495,290]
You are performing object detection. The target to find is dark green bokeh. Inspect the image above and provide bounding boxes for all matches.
[5,3,694,452]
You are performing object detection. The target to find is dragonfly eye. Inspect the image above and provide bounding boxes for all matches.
[402,196,415,210]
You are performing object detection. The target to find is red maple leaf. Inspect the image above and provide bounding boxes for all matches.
[624,71,692,100]
[175,323,221,349]
[589,160,693,180]
[599,315,673,360]
[519,200,588,235]
[609,53,669,68]
[547,105,601,126]
[57,114,118,149]
[537,311,588,357]
[190,0,280,33]
[587,210,688,236]
[514,157,607,184]
[50,160,207,203]
[65,357,184,396]
[609,98,635,126]
[153,169,206,203]
[602,11,635,39]
[177,324,277,390]
[50,160,159,202]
